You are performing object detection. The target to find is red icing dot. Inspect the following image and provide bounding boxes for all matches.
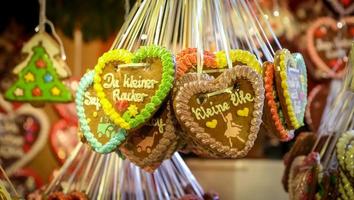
[35,59,46,68]
[115,100,129,112]
[32,87,42,96]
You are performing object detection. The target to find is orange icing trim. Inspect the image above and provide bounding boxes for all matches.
[264,62,293,141]
[176,48,217,79]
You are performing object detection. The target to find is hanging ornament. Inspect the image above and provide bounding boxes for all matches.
[306,17,354,78]
[174,66,264,158]
[274,50,307,129]
[93,45,175,130]
[4,0,72,104]
[0,95,49,176]
[262,61,294,141]
[120,101,180,172]
[327,0,354,16]
[50,119,79,164]
[76,71,126,154]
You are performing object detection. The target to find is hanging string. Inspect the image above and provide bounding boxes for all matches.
[0,165,20,198]
[38,0,46,33]
[195,0,204,74]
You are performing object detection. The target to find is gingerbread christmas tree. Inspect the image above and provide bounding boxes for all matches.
[5,42,72,102]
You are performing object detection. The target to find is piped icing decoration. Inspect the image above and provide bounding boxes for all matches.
[336,130,354,179]
[263,62,294,141]
[93,45,175,130]
[215,49,262,74]
[175,65,264,158]
[119,101,178,172]
[274,49,307,129]
[5,43,72,103]
[176,48,217,79]
[76,70,126,154]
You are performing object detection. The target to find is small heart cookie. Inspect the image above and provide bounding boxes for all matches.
[93,45,175,130]
[274,49,307,129]
[307,17,354,78]
[175,65,264,158]
[119,100,179,172]
[76,70,126,154]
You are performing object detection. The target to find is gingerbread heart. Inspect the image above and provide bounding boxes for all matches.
[50,119,79,164]
[305,84,330,132]
[120,100,179,172]
[76,70,126,154]
[274,50,307,129]
[307,17,354,78]
[3,168,43,198]
[336,130,354,180]
[288,153,319,200]
[0,95,49,175]
[93,45,175,130]
[262,61,294,141]
[327,0,354,15]
[175,65,264,158]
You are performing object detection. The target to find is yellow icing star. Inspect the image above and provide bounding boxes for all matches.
[51,87,61,96]
[24,72,35,82]
[127,104,138,117]
[14,88,24,96]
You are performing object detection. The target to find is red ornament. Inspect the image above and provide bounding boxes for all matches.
[115,100,129,112]
[35,59,46,68]
[32,87,42,96]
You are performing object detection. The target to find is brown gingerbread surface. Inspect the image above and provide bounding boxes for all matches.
[120,101,178,171]
[83,86,118,145]
[175,65,264,158]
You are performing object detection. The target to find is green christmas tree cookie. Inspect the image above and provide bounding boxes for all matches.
[5,33,72,103]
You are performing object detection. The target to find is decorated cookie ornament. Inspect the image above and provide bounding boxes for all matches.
[120,101,179,172]
[215,49,262,74]
[50,119,79,164]
[305,84,330,132]
[307,17,354,78]
[288,153,320,200]
[327,0,354,15]
[336,130,354,182]
[175,65,264,158]
[274,49,307,129]
[281,132,317,191]
[5,33,72,103]
[93,45,175,130]
[0,95,49,175]
[262,61,294,141]
[76,70,126,154]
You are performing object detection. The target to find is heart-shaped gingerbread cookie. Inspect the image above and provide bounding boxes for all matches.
[336,130,354,181]
[119,100,179,172]
[76,71,126,154]
[307,17,354,78]
[50,119,79,164]
[262,61,294,141]
[274,50,307,129]
[175,65,264,158]
[93,45,175,130]
[0,95,49,175]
